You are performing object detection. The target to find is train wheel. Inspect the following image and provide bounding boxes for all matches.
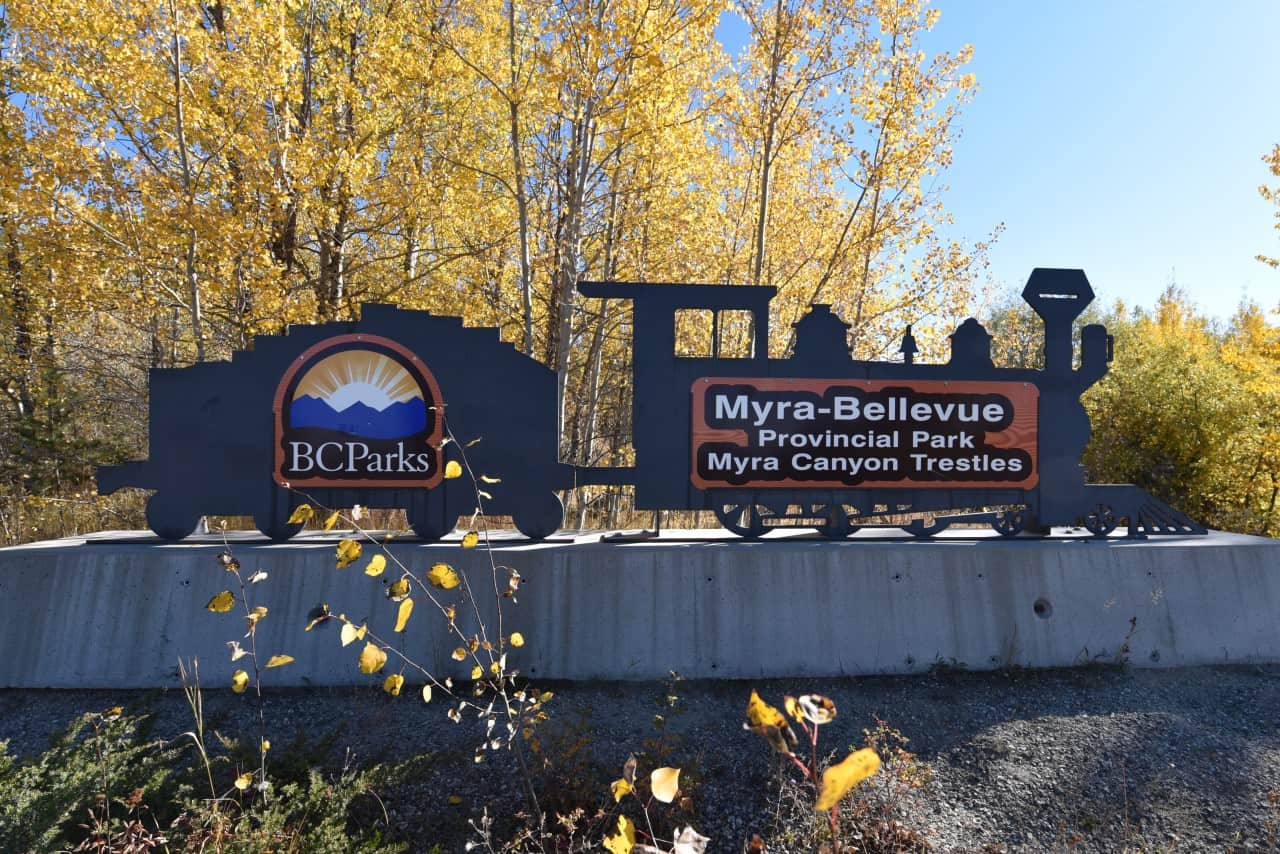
[814,504,853,540]
[991,509,1027,537]
[1084,504,1117,537]
[257,515,303,541]
[513,493,564,541]
[410,500,454,542]
[146,494,201,541]
[256,489,303,541]
[715,503,766,539]
[906,515,949,538]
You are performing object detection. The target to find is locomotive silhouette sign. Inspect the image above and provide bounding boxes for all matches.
[98,268,1205,540]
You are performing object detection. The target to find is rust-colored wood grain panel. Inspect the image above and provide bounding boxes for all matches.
[690,378,1039,490]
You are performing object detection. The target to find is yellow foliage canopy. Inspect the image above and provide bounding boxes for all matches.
[1,0,991,538]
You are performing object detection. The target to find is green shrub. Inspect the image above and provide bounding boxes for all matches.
[0,709,181,852]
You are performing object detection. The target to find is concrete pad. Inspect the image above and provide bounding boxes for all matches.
[0,529,1277,687]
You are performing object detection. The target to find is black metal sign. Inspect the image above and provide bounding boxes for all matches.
[98,268,1206,541]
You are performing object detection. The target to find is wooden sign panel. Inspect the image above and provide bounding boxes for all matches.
[691,378,1038,490]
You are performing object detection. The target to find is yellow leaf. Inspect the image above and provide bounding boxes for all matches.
[461,531,479,549]
[611,777,632,802]
[785,695,802,721]
[448,794,463,805]
[798,694,837,725]
[231,670,249,693]
[261,739,270,752]
[234,772,253,791]
[265,654,294,668]
[287,504,314,525]
[336,539,361,569]
[364,554,386,576]
[746,690,786,728]
[650,767,680,803]
[444,460,463,479]
[603,814,635,854]
[814,748,881,811]
[387,578,411,601]
[340,622,366,647]
[358,642,387,674]
[383,673,405,696]
[470,665,482,680]
[451,647,467,661]
[395,598,414,632]
[206,590,236,613]
[304,604,330,631]
[421,685,433,703]
[427,563,460,590]
[323,511,340,531]
[245,606,268,634]
[509,632,525,648]
[745,690,797,754]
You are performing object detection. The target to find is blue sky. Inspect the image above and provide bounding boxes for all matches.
[717,1,1280,320]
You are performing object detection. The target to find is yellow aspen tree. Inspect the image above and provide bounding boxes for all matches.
[719,0,994,358]
[1259,143,1280,270]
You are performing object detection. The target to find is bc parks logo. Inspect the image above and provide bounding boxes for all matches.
[273,335,443,487]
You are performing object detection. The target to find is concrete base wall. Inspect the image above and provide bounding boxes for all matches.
[1,530,1277,688]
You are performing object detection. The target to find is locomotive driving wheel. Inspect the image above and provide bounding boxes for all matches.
[906,515,950,538]
[146,494,202,541]
[1083,504,1117,537]
[513,493,564,541]
[813,504,854,540]
[715,503,766,539]
[410,506,452,542]
[256,488,304,541]
[991,509,1027,537]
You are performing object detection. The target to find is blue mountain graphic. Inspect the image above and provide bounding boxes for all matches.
[290,395,428,439]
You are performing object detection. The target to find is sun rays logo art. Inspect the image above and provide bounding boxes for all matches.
[273,335,443,487]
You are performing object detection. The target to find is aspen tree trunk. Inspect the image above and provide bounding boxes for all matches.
[316,29,358,320]
[572,305,610,528]
[4,223,33,418]
[149,313,162,370]
[169,1,205,361]
[317,199,349,319]
[750,0,786,289]
[508,0,535,356]
[848,182,882,354]
[572,187,621,529]
[404,223,419,284]
[550,100,596,442]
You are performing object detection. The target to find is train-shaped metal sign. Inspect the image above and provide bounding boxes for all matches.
[98,268,1205,540]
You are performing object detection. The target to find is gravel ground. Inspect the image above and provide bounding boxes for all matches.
[2,665,1278,852]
